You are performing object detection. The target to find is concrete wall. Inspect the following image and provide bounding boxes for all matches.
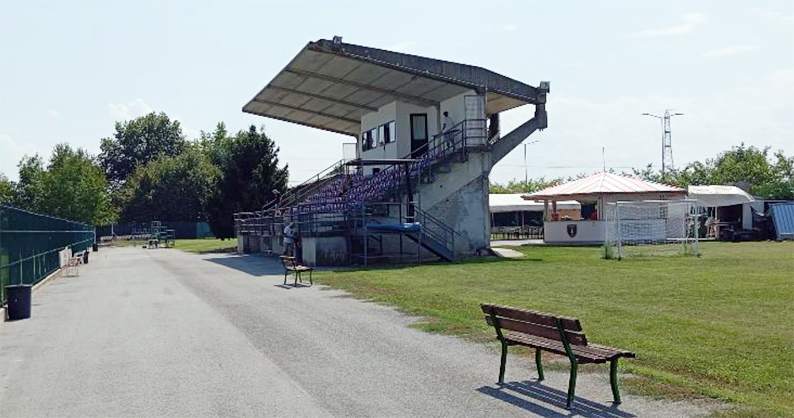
[302,236,348,267]
[416,151,492,256]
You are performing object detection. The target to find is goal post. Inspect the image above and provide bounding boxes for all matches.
[604,199,699,259]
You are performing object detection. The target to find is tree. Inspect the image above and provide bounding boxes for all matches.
[207,125,289,238]
[12,145,115,225]
[633,144,794,199]
[99,112,186,188]
[13,155,46,210]
[490,177,563,194]
[117,145,220,222]
[0,173,15,204]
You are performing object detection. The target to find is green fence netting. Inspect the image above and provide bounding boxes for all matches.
[0,205,94,305]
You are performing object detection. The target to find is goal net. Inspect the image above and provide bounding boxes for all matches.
[604,199,699,259]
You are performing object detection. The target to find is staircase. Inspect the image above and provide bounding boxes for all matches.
[407,208,456,262]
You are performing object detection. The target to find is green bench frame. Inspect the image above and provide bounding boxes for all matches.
[482,303,635,409]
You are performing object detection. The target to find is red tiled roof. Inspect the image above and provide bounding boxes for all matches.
[524,172,684,199]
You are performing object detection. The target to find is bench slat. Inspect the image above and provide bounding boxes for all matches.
[485,315,588,346]
[501,332,633,363]
[481,304,582,332]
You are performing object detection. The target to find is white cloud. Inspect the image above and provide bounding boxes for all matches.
[758,10,794,23]
[173,115,200,141]
[386,41,417,52]
[108,98,153,121]
[503,24,519,32]
[703,44,761,58]
[47,110,60,119]
[633,12,708,37]
[490,68,794,184]
[0,132,38,181]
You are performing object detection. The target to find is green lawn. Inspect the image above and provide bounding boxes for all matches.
[174,238,237,253]
[313,242,794,417]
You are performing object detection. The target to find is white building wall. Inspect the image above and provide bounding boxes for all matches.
[395,102,438,157]
[360,102,398,175]
[439,90,476,129]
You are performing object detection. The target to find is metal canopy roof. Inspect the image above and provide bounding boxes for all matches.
[243,37,546,137]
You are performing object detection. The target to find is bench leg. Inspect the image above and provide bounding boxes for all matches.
[566,360,578,409]
[308,270,313,286]
[535,348,544,381]
[294,271,299,286]
[284,270,288,285]
[498,341,508,384]
[610,358,622,404]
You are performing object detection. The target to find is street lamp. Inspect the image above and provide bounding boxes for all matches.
[641,110,684,174]
[523,140,539,190]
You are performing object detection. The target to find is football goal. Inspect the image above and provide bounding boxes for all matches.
[604,199,699,259]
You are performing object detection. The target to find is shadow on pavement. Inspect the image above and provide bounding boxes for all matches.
[205,254,283,277]
[274,283,312,290]
[477,380,635,418]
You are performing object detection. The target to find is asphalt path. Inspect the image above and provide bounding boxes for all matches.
[0,247,712,417]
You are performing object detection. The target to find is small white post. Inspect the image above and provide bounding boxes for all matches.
[693,212,699,257]
[616,202,622,260]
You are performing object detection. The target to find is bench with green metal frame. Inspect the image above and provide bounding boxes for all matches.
[481,304,635,409]
[279,256,313,286]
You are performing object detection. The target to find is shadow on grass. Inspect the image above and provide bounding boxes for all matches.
[204,253,283,277]
[322,256,543,274]
[477,380,634,418]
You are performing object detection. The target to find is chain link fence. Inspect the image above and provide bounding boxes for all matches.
[1,205,94,305]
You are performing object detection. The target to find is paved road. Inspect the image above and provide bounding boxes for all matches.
[1,247,711,417]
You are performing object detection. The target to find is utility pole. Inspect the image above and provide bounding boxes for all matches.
[641,110,683,175]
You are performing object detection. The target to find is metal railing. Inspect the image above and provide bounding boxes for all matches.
[414,207,457,254]
[1,205,94,305]
[261,158,346,211]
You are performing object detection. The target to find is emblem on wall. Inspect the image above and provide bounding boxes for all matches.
[567,224,577,238]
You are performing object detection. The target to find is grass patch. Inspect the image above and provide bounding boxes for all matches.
[313,241,794,417]
[174,238,237,254]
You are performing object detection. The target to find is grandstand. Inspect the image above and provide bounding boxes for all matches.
[235,37,549,266]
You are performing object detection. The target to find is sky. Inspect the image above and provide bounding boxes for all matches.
[1,0,793,185]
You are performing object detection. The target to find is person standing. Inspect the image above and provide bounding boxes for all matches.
[283,222,295,256]
[442,111,456,151]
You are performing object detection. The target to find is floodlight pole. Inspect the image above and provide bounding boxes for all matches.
[641,110,684,175]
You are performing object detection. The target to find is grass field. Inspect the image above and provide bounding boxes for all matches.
[313,242,794,417]
[174,238,237,253]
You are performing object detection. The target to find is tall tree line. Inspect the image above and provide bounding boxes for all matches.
[491,144,793,199]
[0,113,289,238]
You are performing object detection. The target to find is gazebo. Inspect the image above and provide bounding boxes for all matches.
[522,172,686,244]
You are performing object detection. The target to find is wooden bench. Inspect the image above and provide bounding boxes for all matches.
[481,304,635,409]
[280,256,313,286]
[65,252,84,276]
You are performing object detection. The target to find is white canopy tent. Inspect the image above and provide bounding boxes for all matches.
[687,185,755,207]
[489,194,579,213]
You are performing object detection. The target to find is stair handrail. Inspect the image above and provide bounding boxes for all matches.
[414,206,457,256]
[261,158,345,210]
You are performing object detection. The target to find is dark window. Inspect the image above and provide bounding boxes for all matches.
[362,131,372,151]
[410,114,428,141]
[383,121,395,144]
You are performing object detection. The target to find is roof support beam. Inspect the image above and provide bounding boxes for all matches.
[267,85,379,113]
[251,98,361,125]
[285,68,438,108]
